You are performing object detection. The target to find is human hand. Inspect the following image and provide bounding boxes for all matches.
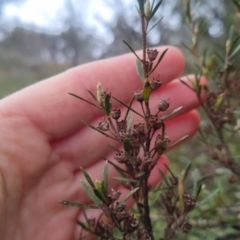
[0,46,203,240]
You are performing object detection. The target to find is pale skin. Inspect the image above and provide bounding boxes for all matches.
[0,46,204,240]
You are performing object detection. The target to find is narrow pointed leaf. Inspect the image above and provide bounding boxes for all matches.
[80,167,95,188]
[159,169,171,187]
[214,93,225,112]
[77,220,91,231]
[81,180,102,207]
[233,0,240,8]
[123,138,131,152]
[198,188,220,206]
[162,106,183,120]
[143,81,151,103]
[149,48,168,75]
[123,40,141,61]
[169,135,189,148]
[178,176,184,214]
[127,113,134,132]
[60,200,99,209]
[108,145,119,152]
[69,93,101,109]
[108,160,128,175]
[182,161,192,183]
[87,89,97,101]
[149,0,163,20]
[137,0,144,14]
[124,96,136,121]
[230,43,240,59]
[82,120,118,141]
[116,188,140,210]
[147,16,163,34]
[104,93,111,117]
[113,176,139,183]
[102,160,108,195]
[112,96,144,118]
[136,58,145,84]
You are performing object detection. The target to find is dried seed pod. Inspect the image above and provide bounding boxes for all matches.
[109,188,121,202]
[134,90,144,102]
[137,228,151,240]
[182,222,192,233]
[98,119,109,131]
[143,60,152,74]
[111,107,121,120]
[147,48,159,62]
[133,122,145,134]
[155,134,169,154]
[115,151,128,163]
[183,192,196,212]
[117,120,127,131]
[149,78,162,90]
[124,215,139,233]
[149,115,163,129]
[158,99,169,111]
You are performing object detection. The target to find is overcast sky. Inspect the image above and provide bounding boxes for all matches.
[4,0,117,34]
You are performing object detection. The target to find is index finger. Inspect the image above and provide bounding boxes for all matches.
[0,46,185,140]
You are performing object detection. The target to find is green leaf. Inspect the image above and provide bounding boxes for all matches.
[112,95,144,119]
[214,93,225,112]
[192,168,199,197]
[147,16,163,34]
[87,89,97,101]
[161,106,183,120]
[108,160,129,175]
[102,160,108,195]
[80,167,95,188]
[68,93,101,109]
[113,176,139,183]
[108,145,119,152]
[182,161,193,183]
[127,113,134,132]
[137,0,145,14]
[116,188,140,210]
[76,220,91,231]
[60,200,99,209]
[104,93,111,117]
[123,40,142,61]
[124,96,136,122]
[149,48,168,75]
[233,0,240,8]
[80,181,102,207]
[143,81,151,103]
[230,42,240,59]
[123,138,131,152]
[177,175,184,214]
[198,188,220,206]
[159,169,171,187]
[136,58,145,84]
[168,135,189,148]
[149,0,163,20]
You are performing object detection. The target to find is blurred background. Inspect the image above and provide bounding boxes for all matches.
[0,0,232,98]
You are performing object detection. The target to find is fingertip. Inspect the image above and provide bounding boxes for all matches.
[152,46,185,84]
